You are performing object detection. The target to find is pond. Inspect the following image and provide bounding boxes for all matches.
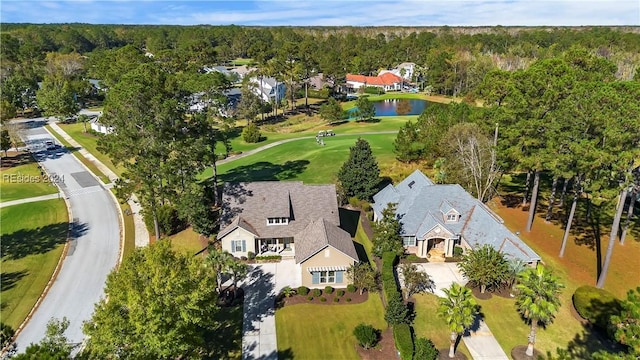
[348,98,429,117]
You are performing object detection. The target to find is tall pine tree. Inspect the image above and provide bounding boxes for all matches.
[337,138,380,201]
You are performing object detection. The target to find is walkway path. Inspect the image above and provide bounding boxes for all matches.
[0,193,62,208]
[47,121,150,247]
[409,263,509,360]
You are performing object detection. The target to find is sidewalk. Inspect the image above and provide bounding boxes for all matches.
[47,121,149,247]
[0,193,62,208]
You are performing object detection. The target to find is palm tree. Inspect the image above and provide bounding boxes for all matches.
[206,247,237,292]
[515,264,564,357]
[438,283,478,358]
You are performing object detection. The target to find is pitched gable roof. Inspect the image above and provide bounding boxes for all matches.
[217,181,340,240]
[346,72,403,86]
[372,170,540,263]
[294,218,358,263]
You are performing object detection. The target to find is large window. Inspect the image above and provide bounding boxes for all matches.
[312,270,344,284]
[446,214,458,222]
[402,236,416,246]
[231,240,246,253]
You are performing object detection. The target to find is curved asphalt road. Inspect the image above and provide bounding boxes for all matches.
[13,119,120,353]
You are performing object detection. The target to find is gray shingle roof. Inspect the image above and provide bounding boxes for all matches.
[217,181,340,240]
[294,218,358,263]
[372,170,540,263]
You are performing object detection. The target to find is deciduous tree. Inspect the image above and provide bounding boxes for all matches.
[400,263,434,298]
[354,96,375,121]
[347,262,378,295]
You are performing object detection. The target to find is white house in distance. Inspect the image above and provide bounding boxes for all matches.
[345,72,403,92]
[248,76,286,102]
[379,62,416,81]
[89,115,113,135]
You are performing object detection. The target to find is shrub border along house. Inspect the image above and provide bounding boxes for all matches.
[381,251,415,360]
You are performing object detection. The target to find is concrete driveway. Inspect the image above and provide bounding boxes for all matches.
[412,262,467,297]
[241,259,299,360]
[13,121,120,353]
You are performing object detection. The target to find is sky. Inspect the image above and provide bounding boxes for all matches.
[1,0,639,26]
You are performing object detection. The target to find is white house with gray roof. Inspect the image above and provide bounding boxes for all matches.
[372,170,540,264]
[248,76,286,103]
[217,181,359,288]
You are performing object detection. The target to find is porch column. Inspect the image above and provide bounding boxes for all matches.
[417,240,424,258]
[444,238,453,257]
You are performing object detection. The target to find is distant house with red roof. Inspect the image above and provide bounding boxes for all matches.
[346,72,403,92]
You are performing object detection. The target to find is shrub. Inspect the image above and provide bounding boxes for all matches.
[393,323,413,360]
[334,297,340,303]
[320,297,327,302]
[312,289,322,297]
[242,122,261,143]
[382,252,400,301]
[363,86,385,95]
[573,285,621,333]
[385,293,408,325]
[353,323,378,349]
[297,286,309,296]
[337,290,345,297]
[254,255,281,261]
[307,296,314,301]
[240,256,248,261]
[324,286,334,295]
[347,284,357,293]
[414,337,438,360]
[346,298,352,302]
[453,245,464,257]
[247,251,255,260]
[281,286,296,298]
[142,204,186,237]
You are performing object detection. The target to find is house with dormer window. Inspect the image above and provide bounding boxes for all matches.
[217,181,359,288]
[372,170,540,264]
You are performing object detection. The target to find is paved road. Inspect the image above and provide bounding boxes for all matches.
[13,120,120,353]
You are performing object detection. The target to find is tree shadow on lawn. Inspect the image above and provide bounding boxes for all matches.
[220,160,309,183]
[546,323,627,359]
[204,304,243,359]
[0,270,28,291]
[1,221,88,261]
[0,152,36,169]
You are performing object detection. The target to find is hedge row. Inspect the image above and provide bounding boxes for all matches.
[393,323,413,360]
[382,251,400,302]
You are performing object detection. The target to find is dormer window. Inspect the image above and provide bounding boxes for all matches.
[267,217,289,226]
[446,214,458,222]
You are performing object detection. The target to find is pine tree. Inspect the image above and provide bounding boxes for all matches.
[337,138,380,201]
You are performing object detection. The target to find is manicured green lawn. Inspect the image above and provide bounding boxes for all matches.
[412,293,472,358]
[354,217,376,269]
[0,153,58,202]
[276,294,387,359]
[58,123,123,176]
[170,227,207,256]
[211,134,397,184]
[0,199,68,329]
[120,198,136,259]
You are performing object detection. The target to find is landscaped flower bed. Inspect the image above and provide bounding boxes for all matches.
[276,286,370,307]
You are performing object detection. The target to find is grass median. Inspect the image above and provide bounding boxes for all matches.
[0,199,68,329]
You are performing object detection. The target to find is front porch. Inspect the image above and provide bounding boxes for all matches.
[416,237,457,260]
[257,237,295,258]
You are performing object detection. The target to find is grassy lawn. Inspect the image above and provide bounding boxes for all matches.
[170,227,207,256]
[0,152,58,202]
[211,133,398,184]
[276,294,387,359]
[57,123,123,176]
[354,217,376,270]
[120,199,136,259]
[412,293,472,358]
[46,125,112,184]
[0,199,68,329]
[229,58,255,66]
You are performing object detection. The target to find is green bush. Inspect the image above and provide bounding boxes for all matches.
[573,285,621,333]
[337,289,345,297]
[382,252,400,302]
[334,297,340,303]
[320,297,327,302]
[242,122,261,143]
[346,297,352,302]
[307,296,314,301]
[324,286,334,295]
[453,245,464,257]
[385,293,408,325]
[254,255,281,261]
[363,86,385,95]
[297,286,309,296]
[312,289,322,297]
[414,337,438,360]
[142,204,186,237]
[393,323,413,360]
[353,323,379,349]
[347,284,357,293]
[247,251,255,260]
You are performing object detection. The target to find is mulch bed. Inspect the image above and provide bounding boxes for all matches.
[569,303,589,325]
[511,345,543,360]
[356,327,399,360]
[467,284,493,300]
[438,349,468,359]
[467,284,515,300]
[279,289,369,307]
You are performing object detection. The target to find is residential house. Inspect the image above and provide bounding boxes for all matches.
[248,76,286,103]
[230,65,257,80]
[89,115,113,134]
[372,170,540,264]
[204,66,231,76]
[217,181,359,288]
[378,62,416,81]
[346,72,403,92]
[308,73,333,90]
[188,88,241,117]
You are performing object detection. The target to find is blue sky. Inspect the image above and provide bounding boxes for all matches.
[1,1,638,26]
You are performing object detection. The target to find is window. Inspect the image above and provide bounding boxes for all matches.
[267,217,289,226]
[402,236,416,246]
[231,240,246,253]
[312,271,344,284]
[446,214,457,222]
